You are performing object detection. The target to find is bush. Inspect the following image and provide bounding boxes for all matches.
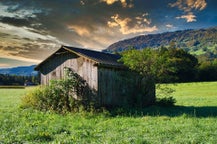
[21,68,97,113]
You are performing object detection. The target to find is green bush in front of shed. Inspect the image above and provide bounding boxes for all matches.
[21,68,97,113]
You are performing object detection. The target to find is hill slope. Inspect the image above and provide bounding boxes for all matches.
[0,65,38,76]
[105,27,217,57]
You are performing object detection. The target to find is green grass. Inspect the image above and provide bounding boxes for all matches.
[0,82,217,143]
[168,82,217,106]
[0,88,26,109]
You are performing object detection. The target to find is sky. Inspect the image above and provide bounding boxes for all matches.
[0,0,217,68]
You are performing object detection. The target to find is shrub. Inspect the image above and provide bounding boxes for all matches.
[21,68,97,113]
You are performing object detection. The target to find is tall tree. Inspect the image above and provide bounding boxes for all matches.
[120,47,198,83]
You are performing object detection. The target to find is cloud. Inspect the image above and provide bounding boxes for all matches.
[0,23,61,42]
[0,3,42,19]
[170,0,207,12]
[0,49,41,63]
[107,14,157,35]
[176,13,196,22]
[0,17,31,27]
[67,25,90,36]
[101,0,118,5]
[0,22,62,63]
[100,0,133,8]
[170,0,207,22]
[0,57,38,68]
[166,24,174,28]
[0,63,10,68]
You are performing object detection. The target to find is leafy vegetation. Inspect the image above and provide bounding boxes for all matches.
[21,68,97,113]
[1,82,217,143]
[120,47,199,83]
[0,74,39,86]
[197,59,217,81]
[120,46,217,83]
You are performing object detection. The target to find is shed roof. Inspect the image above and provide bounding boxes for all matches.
[35,46,123,70]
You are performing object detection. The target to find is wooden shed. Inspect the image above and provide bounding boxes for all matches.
[35,46,155,107]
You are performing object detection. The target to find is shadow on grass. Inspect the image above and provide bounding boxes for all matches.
[108,105,217,118]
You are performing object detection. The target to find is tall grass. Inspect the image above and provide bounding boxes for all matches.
[0,82,217,143]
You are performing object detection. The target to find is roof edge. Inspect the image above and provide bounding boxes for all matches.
[34,45,64,71]
[62,46,99,64]
[35,45,123,71]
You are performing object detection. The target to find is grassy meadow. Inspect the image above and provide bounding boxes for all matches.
[0,82,217,143]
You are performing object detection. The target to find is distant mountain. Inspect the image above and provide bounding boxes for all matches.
[0,65,38,76]
[105,26,217,57]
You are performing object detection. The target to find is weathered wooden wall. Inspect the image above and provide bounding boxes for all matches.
[39,49,98,90]
[98,67,136,106]
[98,67,155,107]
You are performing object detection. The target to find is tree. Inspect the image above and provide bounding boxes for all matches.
[197,59,217,81]
[166,48,198,82]
[120,48,176,83]
[120,47,199,83]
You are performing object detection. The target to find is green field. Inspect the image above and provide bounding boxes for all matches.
[0,82,217,143]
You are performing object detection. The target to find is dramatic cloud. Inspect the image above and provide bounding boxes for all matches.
[176,13,196,22]
[170,0,207,22]
[0,3,42,18]
[107,14,157,35]
[68,25,91,36]
[170,0,207,12]
[0,22,61,64]
[0,23,60,42]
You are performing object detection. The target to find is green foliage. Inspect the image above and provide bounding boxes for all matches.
[197,59,217,81]
[166,47,198,82]
[21,68,97,113]
[0,74,39,86]
[120,48,174,82]
[120,47,199,83]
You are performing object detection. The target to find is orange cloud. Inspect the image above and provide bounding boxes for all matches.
[170,0,207,22]
[68,25,90,36]
[100,0,133,8]
[176,13,196,22]
[0,63,10,68]
[170,0,207,12]
[0,50,41,63]
[107,14,157,35]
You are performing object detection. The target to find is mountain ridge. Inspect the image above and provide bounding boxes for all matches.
[0,65,38,76]
[105,26,217,58]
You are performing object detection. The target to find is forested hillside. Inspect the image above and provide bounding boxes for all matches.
[0,65,39,85]
[0,65,37,76]
[105,26,217,59]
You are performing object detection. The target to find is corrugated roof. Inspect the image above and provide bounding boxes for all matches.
[35,46,123,70]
